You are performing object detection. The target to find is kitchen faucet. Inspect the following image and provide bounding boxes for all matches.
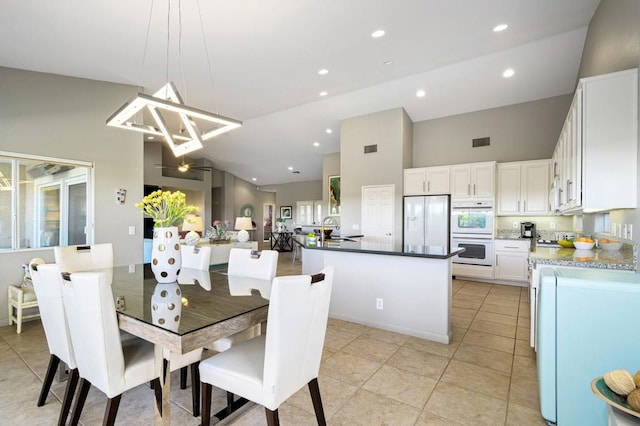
[320,216,339,245]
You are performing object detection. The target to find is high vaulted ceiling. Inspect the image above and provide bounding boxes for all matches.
[0,0,600,185]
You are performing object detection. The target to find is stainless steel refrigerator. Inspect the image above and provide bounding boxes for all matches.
[403,195,450,250]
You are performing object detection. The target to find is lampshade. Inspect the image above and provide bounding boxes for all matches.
[234,217,253,231]
[182,215,204,232]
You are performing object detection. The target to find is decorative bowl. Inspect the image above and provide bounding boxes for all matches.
[573,241,595,250]
[558,240,575,248]
[600,242,622,251]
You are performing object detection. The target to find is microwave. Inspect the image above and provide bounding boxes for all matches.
[451,200,494,237]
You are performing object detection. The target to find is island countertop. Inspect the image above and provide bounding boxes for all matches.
[292,235,464,259]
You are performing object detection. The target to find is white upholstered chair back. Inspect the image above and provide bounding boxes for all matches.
[61,271,127,398]
[180,245,211,270]
[262,265,334,409]
[54,243,114,272]
[30,263,76,369]
[228,248,278,280]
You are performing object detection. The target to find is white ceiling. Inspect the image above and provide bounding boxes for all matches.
[0,0,601,185]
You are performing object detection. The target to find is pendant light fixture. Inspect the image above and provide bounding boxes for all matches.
[106,0,241,157]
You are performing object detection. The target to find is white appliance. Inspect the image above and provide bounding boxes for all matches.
[450,237,494,266]
[537,267,640,426]
[403,195,450,250]
[451,200,494,236]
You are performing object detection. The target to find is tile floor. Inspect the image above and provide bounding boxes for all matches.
[1,249,546,425]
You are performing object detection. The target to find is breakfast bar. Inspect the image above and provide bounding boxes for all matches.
[295,236,463,344]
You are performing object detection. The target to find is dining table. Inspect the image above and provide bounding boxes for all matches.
[106,264,270,425]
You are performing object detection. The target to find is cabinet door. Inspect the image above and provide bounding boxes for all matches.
[450,165,471,198]
[495,252,529,282]
[471,163,495,198]
[404,169,426,195]
[497,164,521,215]
[522,161,550,215]
[425,166,450,194]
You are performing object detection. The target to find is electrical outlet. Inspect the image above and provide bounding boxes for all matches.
[512,222,519,229]
[128,264,135,273]
[352,224,360,230]
[376,298,383,310]
[629,224,633,241]
[549,222,555,229]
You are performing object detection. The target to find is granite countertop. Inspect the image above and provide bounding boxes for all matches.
[529,245,637,271]
[292,235,464,259]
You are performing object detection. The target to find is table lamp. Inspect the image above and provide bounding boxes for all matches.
[182,214,204,246]
[235,217,252,242]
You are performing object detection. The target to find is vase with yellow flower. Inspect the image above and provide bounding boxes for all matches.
[136,190,198,283]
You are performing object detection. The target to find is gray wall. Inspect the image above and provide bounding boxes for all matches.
[259,180,322,228]
[232,177,277,241]
[412,94,572,167]
[0,66,143,325]
[576,0,640,243]
[340,108,411,241]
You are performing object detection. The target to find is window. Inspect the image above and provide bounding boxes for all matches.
[0,151,93,251]
[296,200,323,225]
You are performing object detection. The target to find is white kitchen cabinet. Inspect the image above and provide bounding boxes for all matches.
[497,160,550,215]
[450,161,495,199]
[555,68,637,213]
[495,239,530,283]
[403,166,450,195]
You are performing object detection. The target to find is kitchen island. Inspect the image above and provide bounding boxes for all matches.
[294,236,464,344]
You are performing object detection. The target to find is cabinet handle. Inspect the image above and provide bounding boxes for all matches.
[558,188,564,206]
[553,162,558,178]
[422,181,426,193]
[523,200,527,211]
[427,181,430,192]
[504,246,520,249]
[566,179,572,202]
[473,183,476,195]
[517,200,520,211]
[467,184,470,196]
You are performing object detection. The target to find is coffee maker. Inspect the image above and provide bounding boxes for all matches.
[521,222,536,239]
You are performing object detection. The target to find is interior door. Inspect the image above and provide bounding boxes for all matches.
[361,185,394,242]
[262,203,274,242]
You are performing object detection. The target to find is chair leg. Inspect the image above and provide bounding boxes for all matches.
[201,382,212,426]
[190,362,200,417]
[308,378,327,426]
[103,394,122,426]
[265,407,280,426]
[151,378,163,417]
[226,391,234,414]
[37,354,60,406]
[69,378,91,426]
[180,366,188,389]
[16,301,23,334]
[58,368,79,426]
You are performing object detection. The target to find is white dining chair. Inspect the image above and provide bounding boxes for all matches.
[207,248,278,352]
[180,245,211,270]
[54,243,114,272]
[61,271,162,425]
[199,266,334,426]
[30,262,79,426]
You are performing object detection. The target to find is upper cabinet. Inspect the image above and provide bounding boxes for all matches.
[450,161,496,199]
[497,160,550,216]
[404,166,450,195]
[553,68,638,213]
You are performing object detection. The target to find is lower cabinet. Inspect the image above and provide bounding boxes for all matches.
[494,240,530,283]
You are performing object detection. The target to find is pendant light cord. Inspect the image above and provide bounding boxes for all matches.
[196,0,217,112]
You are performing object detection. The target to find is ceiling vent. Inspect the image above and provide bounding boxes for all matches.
[26,163,73,179]
[364,144,378,153]
[472,137,490,148]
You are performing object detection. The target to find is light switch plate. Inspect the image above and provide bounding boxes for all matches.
[128,226,135,235]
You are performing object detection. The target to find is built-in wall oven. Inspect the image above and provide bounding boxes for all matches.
[451,200,494,235]
[451,200,494,266]
[451,237,494,266]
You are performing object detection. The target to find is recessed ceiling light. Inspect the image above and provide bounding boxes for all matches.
[416,89,426,98]
[371,30,385,38]
[318,69,329,75]
[313,142,320,147]
[251,177,257,181]
[319,91,328,97]
[288,166,293,171]
[493,24,508,32]
[383,60,393,65]
[503,68,515,78]
[326,128,333,134]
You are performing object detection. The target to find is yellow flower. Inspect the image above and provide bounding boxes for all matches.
[136,190,198,228]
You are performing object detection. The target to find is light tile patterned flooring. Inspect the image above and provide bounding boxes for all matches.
[0,249,546,425]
